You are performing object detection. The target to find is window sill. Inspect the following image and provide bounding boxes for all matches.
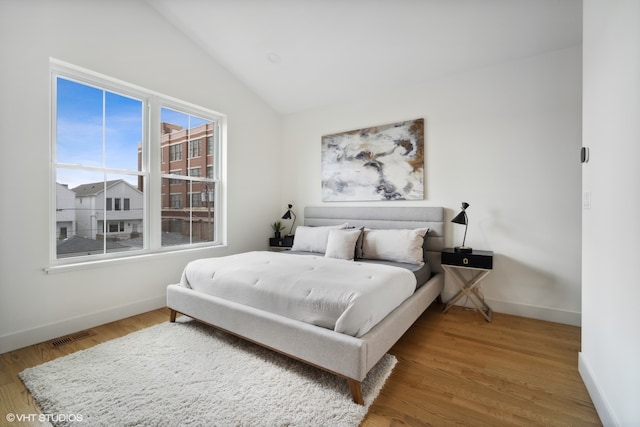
[45,244,227,275]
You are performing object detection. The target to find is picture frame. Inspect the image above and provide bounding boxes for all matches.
[321,118,424,201]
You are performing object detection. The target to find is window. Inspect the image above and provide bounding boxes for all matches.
[169,170,182,185]
[169,144,182,161]
[189,139,201,158]
[160,107,218,248]
[207,136,214,156]
[169,194,182,209]
[51,60,224,266]
[190,193,202,208]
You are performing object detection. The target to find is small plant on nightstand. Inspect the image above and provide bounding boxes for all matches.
[271,221,285,239]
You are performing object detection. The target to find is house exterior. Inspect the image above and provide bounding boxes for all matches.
[72,179,144,241]
[55,182,76,240]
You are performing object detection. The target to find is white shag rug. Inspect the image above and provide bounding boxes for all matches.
[19,317,396,427]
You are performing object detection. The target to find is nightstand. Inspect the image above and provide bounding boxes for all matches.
[269,235,294,251]
[441,248,494,322]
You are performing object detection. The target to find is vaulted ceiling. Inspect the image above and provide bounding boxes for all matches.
[148,0,582,115]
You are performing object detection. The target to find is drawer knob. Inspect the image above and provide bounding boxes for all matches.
[463,257,469,265]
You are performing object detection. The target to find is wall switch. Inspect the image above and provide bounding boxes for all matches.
[583,191,591,209]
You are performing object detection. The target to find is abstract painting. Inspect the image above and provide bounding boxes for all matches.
[321,118,424,201]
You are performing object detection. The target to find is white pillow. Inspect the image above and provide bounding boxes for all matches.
[361,228,429,264]
[324,228,363,260]
[291,223,348,253]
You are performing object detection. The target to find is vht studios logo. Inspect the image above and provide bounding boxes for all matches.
[6,413,84,423]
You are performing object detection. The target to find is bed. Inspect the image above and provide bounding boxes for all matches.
[167,206,444,404]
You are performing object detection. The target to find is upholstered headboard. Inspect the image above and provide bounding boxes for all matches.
[303,206,445,272]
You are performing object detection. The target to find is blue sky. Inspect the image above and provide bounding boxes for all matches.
[161,107,209,130]
[56,77,142,188]
[56,77,210,189]
[56,77,142,170]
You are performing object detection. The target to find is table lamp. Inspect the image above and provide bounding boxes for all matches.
[452,202,472,253]
[281,204,296,236]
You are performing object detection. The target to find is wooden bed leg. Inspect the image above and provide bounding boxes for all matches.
[169,309,177,323]
[348,379,364,405]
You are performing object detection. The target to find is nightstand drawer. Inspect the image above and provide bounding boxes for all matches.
[269,236,294,248]
[441,248,493,269]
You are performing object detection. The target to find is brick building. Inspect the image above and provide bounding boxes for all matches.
[146,121,216,243]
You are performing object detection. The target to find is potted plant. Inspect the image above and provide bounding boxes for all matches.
[271,221,285,239]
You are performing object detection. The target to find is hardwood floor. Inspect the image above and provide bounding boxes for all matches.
[363,304,600,426]
[0,305,600,426]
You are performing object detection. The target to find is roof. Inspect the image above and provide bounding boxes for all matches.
[71,179,141,197]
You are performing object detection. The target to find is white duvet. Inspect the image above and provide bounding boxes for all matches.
[179,251,417,337]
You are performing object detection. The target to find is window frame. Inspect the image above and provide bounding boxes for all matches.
[158,103,220,249]
[48,59,226,271]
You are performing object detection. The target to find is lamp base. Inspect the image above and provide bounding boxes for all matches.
[454,246,473,253]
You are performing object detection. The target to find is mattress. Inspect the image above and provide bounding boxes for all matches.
[178,251,418,337]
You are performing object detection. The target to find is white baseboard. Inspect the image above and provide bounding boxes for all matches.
[579,352,616,426]
[440,289,581,326]
[2,293,580,354]
[0,295,166,354]
[485,298,581,326]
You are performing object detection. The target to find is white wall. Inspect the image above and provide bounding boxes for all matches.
[0,0,282,353]
[282,47,583,325]
[580,1,640,425]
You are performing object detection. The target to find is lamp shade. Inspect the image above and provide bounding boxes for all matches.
[451,210,467,225]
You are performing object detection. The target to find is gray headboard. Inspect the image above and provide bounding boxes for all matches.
[303,206,444,272]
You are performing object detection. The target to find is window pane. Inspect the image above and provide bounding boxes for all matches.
[160,107,215,248]
[195,181,215,244]
[55,169,105,259]
[56,78,143,172]
[53,74,147,262]
[161,178,214,247]
[161,176,190,247]
[55,170,144,258]
[161,107,214,174]
[105,91,143,170]
[56,78,103,167]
